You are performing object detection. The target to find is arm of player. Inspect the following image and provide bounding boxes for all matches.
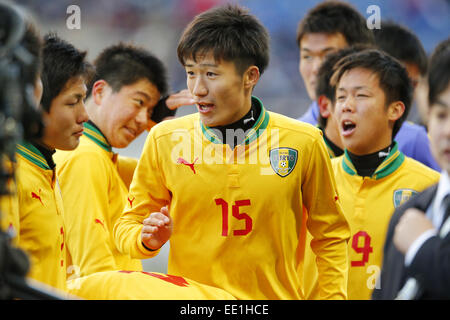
[301,132,351,300]
[141,206,173,250]
[114,129,171,259]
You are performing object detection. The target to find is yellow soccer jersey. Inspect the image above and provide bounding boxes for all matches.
[15,142,67,291]
[114,97,350,300]
[117,155,138,189]
[54,122,147,278]
[332,144,440,300]
[68,270,236,300]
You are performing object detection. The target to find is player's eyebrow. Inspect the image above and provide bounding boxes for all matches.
[337,85,370,91]
[301,47,337,53]
[71,93,86,100]
[133,91,151,101]
[436,100,449,109]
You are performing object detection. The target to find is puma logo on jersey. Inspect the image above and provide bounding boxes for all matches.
[177,157,198,174]
[128,196,135,208]
[95,219,105,229]
[31,190,43,206]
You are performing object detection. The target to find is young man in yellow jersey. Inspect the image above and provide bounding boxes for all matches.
[15,33,91,292]
[114,4,350,300]
[297,1,437,171]
[329,49,440,299]
[0,21,44,247]
[302,45,372,300]
[54,44,194,279]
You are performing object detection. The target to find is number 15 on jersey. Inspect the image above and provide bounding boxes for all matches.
[215,198,253,237]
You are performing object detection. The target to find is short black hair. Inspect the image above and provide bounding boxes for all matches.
[316,44,373,128]
[373,20,428,76]
[428,38,450,107]
[89,43,168,98]
[331,49,412,138]
[296,1,374,47]
[41,33,92,112]
[177,4,270,76]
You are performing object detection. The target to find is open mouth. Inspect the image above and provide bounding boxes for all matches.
[341,120,356,137]
[197,103,214,113]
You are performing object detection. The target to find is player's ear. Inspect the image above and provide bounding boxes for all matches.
[243,66,260,89]
[387,100,405,122]
[92,80,108,105]
[318,95,331,118]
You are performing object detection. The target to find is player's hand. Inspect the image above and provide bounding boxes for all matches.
[393,208,435,254]
[141,206,173,250]
[165,89,195,110]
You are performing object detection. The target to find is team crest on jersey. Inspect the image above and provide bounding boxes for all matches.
[393,189,418,208]
[269,148,298,177]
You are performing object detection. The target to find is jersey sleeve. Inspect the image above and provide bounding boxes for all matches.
[301,134,350,299]
[114,130,169,259]
[116,155,138,189]
[58,152,120,276]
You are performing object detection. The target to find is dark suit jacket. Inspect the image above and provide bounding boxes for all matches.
[372,184,450,300]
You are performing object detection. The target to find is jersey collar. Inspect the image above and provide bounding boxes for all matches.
[16,141,52,170]
[83,121,112,152]
[200,96,270,146]
[342,141,405,180]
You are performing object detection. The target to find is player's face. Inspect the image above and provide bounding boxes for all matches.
[299,32,348,101]
[98,78,160,148]
[428,84,450,174]
[42,76,88,150]
[185,52,252,127]
[334,67,400,155]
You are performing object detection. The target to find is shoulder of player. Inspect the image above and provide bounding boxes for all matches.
[14,155,49,192]
[54,142,111,174]
[329,155,346,176]
[331,155,344,166]
[400,156,441,180]
[149,113,198,140]
[267,111,322,139]
[55,142,106,163]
